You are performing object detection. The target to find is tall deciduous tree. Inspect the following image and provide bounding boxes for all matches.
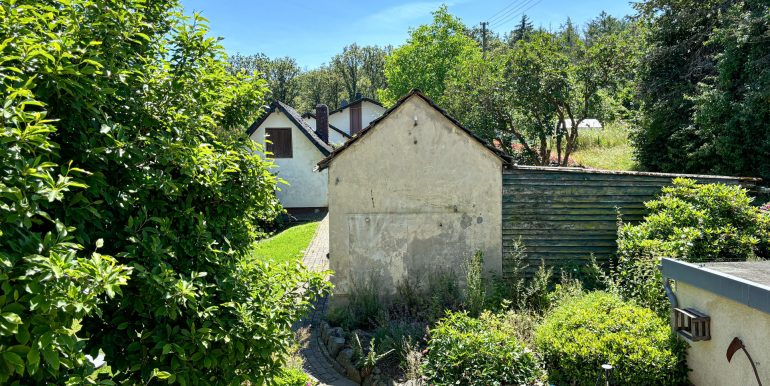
[446,27,635,166]
[379,6,479,106]
[228,53,301,103]
[295,65,345,112]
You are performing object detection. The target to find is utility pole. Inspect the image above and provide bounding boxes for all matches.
[480,21,488,58]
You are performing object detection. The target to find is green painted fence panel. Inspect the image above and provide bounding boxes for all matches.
[502,166,760,277]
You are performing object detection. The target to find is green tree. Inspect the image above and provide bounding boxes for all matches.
[446,28,635,166]
[295,65,345,112]
[379,6,479,106]
[332,44,389,101]
[633,0,725,174]
[691,0,770,179]
[507,15,534,45]
[0,1,329,384]
[229,53,301,103]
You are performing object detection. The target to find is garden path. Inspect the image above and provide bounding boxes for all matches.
[294,214,358,386]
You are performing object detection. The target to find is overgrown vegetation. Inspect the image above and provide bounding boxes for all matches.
[535,292,687,385]
[423,311,543,386]
[615,179,770,314]
[0,1,329,384]
[572,125,637,170]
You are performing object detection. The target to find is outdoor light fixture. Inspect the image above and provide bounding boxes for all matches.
[674,307,711,341]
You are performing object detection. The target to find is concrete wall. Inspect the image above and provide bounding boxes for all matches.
[675,282,770,386]
[327,96,503,300]
[250,112,327,208]
[329,100,386,135]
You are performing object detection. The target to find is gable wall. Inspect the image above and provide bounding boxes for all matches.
[329,100,387,135]
[327,97,503,300]
[250,112,328,208]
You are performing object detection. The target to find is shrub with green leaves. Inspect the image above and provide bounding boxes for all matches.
[0,1,329,384]
[616,178,770,313]
[535,292,686,386]
[423,311,543,386]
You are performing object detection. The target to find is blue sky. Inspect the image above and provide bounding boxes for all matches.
[179,0,636,69]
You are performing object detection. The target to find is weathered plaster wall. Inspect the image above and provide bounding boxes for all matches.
[250,112,328,208]
[327,96,503,300]
[675,282,770,386]
[329,101,386,135]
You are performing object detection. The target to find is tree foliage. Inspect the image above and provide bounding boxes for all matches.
[634,0,770,179]
[229,54,301,104]
[332,44,390,102]
[444,23,637,166]
[379,6,479,106]
[0,1,328,384]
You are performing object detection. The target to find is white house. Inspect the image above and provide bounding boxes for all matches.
[328,94,387,136]
[247,96,385,212]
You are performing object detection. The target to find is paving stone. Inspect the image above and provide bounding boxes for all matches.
[291,215,357,386]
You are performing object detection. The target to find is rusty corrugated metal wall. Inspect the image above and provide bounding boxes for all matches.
[502,166,760,277]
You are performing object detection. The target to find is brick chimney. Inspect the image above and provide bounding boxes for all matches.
[315,104,329,144]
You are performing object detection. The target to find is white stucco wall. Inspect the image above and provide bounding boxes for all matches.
[249,112,328,208]
[302,116,347,146]
[329,100,387,135]
[674,282,770,386]
[326,95,503,301]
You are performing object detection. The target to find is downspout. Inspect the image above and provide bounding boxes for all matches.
[662,271,678,329]
[663,276,678,309]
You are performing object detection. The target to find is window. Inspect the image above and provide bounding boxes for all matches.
[265,128,292,158]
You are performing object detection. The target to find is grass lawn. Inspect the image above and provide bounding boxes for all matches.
[572,144,637,171]
[252,221,319,264]
[570,124,638,171]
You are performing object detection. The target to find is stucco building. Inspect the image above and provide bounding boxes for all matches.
[661,258,770,386]
[328,94,386,136]
[247,96,386,212]
[317,90,510,301]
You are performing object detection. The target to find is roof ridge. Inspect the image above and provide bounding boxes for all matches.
[316,89,511,171]
[245,100,332,156]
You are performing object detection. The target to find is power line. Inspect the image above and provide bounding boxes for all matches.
[489,0,538,28]
[489,0,536,26]
[487,0,529,24]
[491,0,544,29]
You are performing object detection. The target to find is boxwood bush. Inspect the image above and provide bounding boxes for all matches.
[616,178,770,314]
[423,311,543,386]
[535,292,686,386]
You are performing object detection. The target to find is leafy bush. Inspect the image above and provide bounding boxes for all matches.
[0,1,329,384]
[535,292,686,386]
[423,311,543,386]
[616,178,770,313]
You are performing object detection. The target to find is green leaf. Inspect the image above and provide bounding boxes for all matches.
[42,348,60,371]
[3,351,24,375]
[0,313,22,336]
